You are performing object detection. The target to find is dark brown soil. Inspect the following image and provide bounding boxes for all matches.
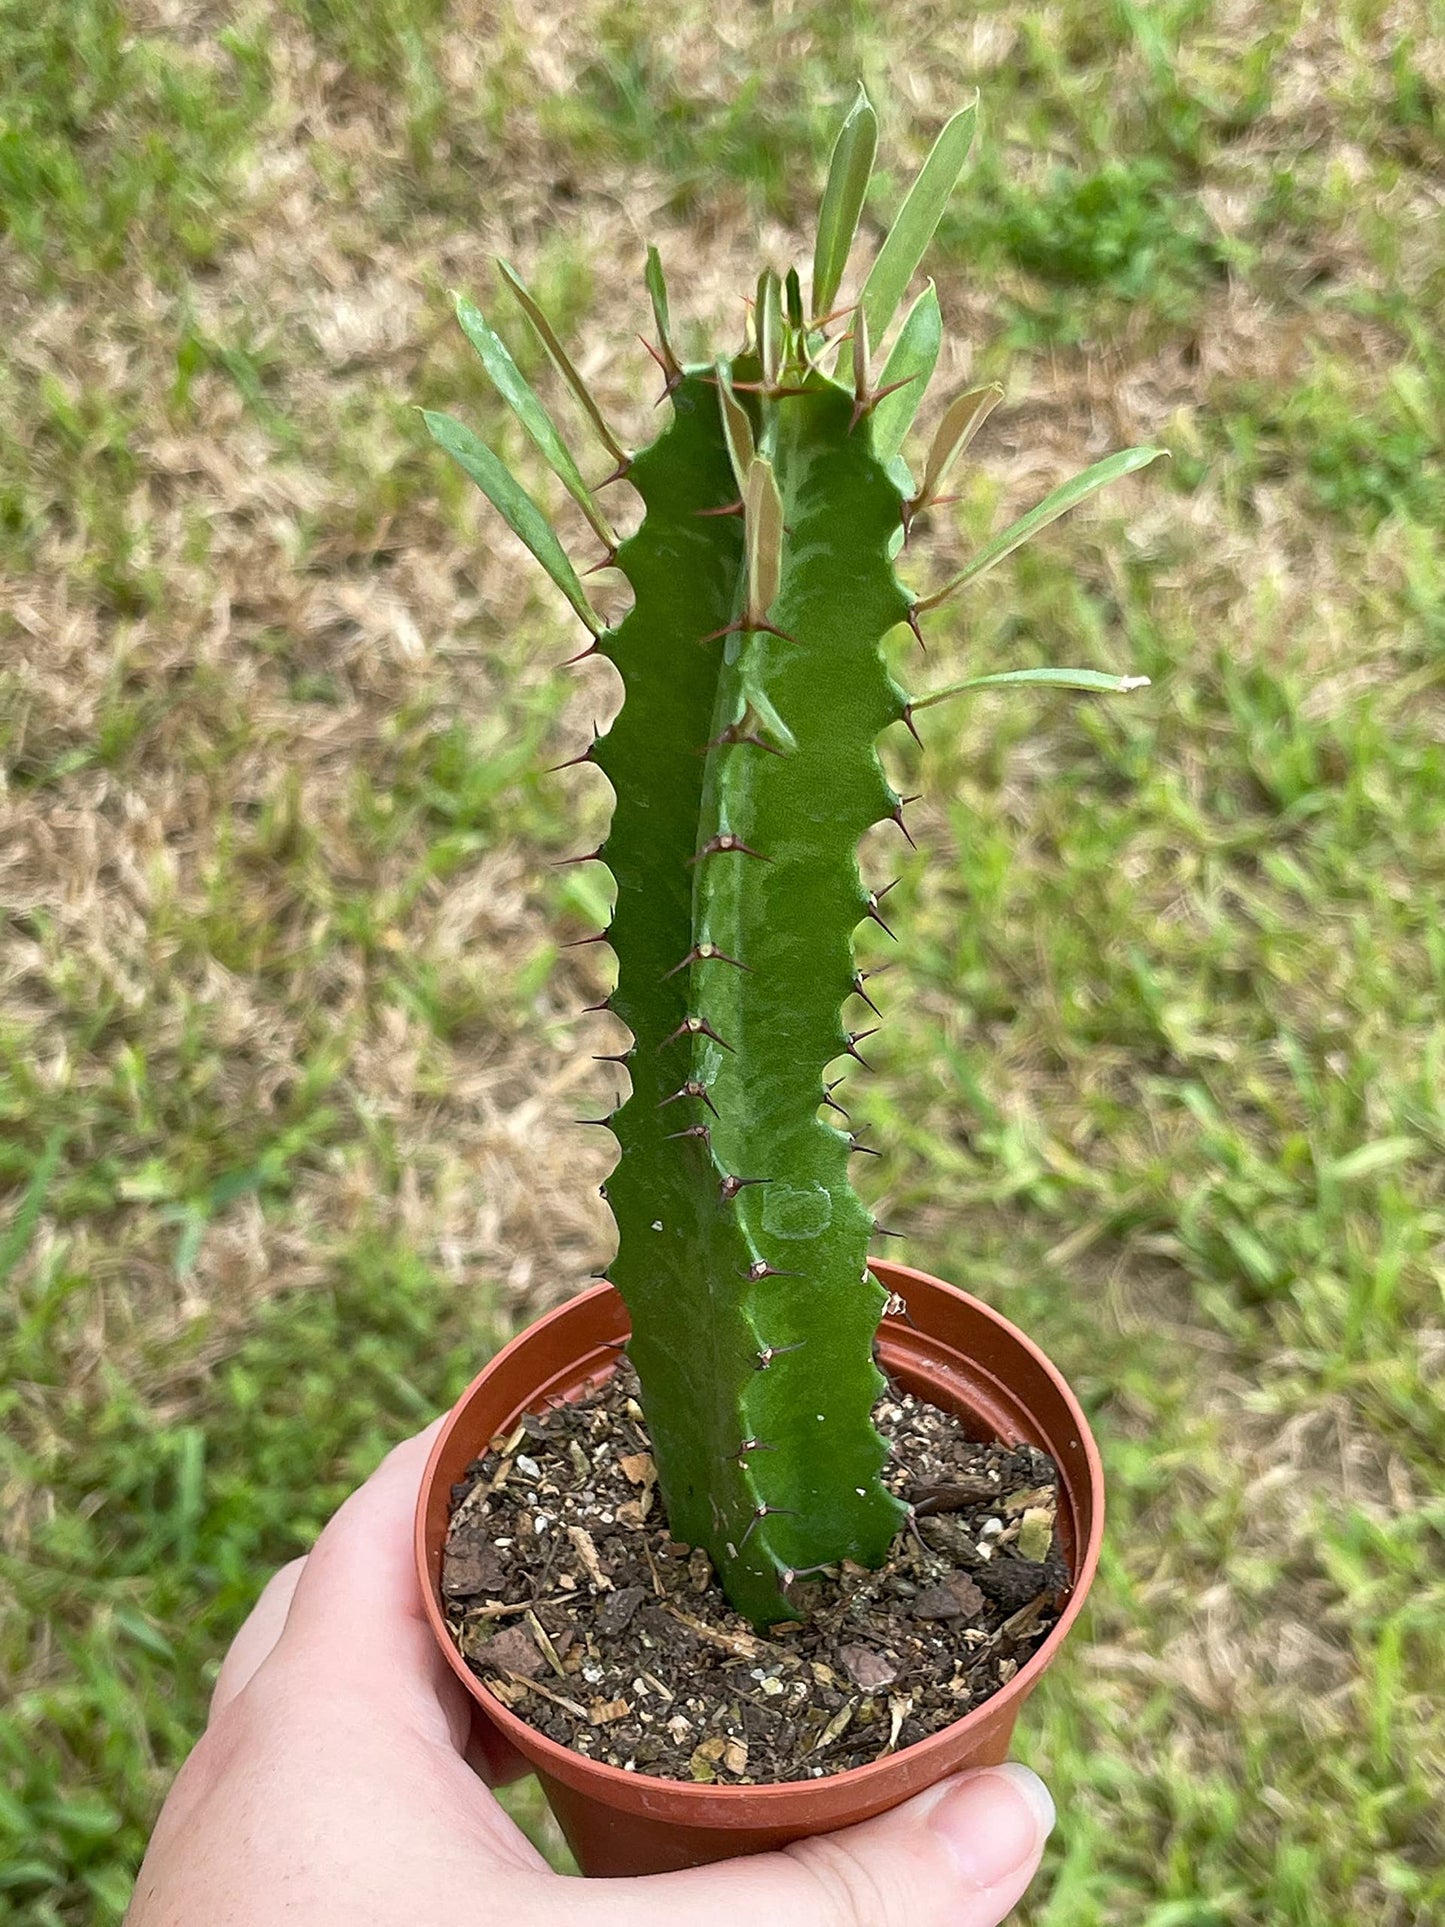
[441,1363,1068,1784]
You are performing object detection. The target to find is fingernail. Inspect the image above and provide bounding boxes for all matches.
[930,1763,1055,1888]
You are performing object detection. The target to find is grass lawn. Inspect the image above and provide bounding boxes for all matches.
[2,2,1442,1919]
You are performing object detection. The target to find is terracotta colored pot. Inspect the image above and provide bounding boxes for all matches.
[416,1259,1104,1877]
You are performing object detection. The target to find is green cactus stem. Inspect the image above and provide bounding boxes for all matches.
[426,95,1162,1627]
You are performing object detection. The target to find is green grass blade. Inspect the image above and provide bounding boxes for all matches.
[871,282,942,463]
[812,84,878,321]
[422,409,601,633]
[454,294,615,548]
[859,98,977,344]
[916,446,1166,612]
[911,666,1152,711]
[496,258,628,465]
[0,1129,64,1285]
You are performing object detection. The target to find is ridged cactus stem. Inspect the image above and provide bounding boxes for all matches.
[599,358,918,1626]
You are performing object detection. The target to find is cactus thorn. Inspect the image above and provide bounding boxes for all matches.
[738,1502,799,1550]
[665,1121,713,1146]
[843,1028,877,1068]
[754,1340,806,1370]
[661,1014,734,1051]
[820,1089,851,1121]
[900,702,924,747]
[575,1115,614,1127]
[662,941,750,979]
[546,744,597,773]
[659,1079,719,1116]
[689,833,769,863]
[851,970,882,1016]
[551,846,605,868]
[864,887,898,939]
[848,1134,882,1157]
[849,371,918,435]
[720,1173,769,1202]
[904,604,927,653]
[581,547,620,576]
[694,500,746,518]
[902,1505,932,1557]
[872,1220,905,1240]
[594,457,632,489]
[744,1259,802,1280]
[890,805,920,851]
[697,615,798,649]
[560,932,610,949]
[779,1562,835,1587]
[639,334,683,401]
[592,1050,634,1065]
[703,724,787,757]
[561,641,601,667]
[580,995,613,1013]
[725,1436,778,1462]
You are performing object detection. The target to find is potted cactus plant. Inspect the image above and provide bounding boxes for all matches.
[414,91,1159,1875]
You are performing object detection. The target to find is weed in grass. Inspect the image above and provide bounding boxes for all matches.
[949,157,1231,336]
[1205,364,1445,532]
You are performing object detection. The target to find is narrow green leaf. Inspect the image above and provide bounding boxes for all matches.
[756,268,783,386]
[423,409,601,633]
[872,283,942,463]
[455,294,615,548]
[851,301,870,400]
[784,266,806,334]
[913,383,1003,509]
[744,455,784,621]
[645,244,681,379]
[716,365,756,495]
[885,452,917,502]
[496,258,628,465]
[860,98,977,344]
[812,84,878,321]
[916,446,1166,613]
[910,666,1152,712]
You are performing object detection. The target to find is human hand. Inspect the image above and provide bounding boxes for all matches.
[127,1421,1056,1926]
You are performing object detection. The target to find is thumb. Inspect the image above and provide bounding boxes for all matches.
[588,1762,1055,1927]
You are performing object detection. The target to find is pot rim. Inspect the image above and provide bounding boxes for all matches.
[415,1261,1104,1805]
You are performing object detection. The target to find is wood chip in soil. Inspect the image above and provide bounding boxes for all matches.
[440,1362,1068,1784]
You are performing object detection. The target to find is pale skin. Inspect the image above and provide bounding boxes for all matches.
[127,1420,1057,1927]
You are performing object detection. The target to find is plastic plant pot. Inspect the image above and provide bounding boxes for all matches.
[415,1259,1104,1877]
